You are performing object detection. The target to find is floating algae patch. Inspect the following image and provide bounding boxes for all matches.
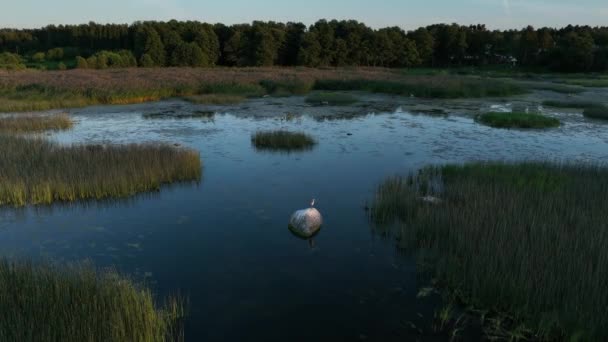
[0,135,202,207]
[0,259,185,341]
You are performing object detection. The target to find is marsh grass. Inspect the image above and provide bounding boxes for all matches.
[518,81,585,94]
[251,130,316,152]
[542,100,600,109]
[370,162,608,340]
[0,113,73,132]
[477,112,560,129]
[183,94,245,105]
[143,110,215,120]
[305,92,358,106]
[582,105,608,120]
[0,259,185,341]
[0,68,527,112]
[0,135,202,206]
[314,78,525,98]
[560,78,608,88]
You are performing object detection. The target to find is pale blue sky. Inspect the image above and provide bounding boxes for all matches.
[3,0,607,30]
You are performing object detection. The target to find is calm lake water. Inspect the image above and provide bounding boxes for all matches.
[1,93,607,341]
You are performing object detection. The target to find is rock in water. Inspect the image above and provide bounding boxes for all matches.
[289,205,323,239]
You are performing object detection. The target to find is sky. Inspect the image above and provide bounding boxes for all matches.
[2,0,607,30]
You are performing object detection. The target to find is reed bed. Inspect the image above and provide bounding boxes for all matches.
[0,113,73,132]
[251,130,316,152]
[313,78,525,98]
[0,259,185,342]
[477,112,560,129]
[305,92,358,106]
[183,94,246,105]
[370,162,608,340]
[542,100,600,109]
[0,135,201,206]
[0,68,527,112]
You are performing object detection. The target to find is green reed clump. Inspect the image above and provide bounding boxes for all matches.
[0,113,73,132]
[370,162,608,340]
[314,78,525,98]
[251,130,316,152]
[183,94,245,105]
[542,100,600,109]
[259,79,314,96]
[477,112,560,129]
[561,78,608,88]
[518,81,585,94]
[0,135,201,206]
[0,259,185,342]
[583,105,608,120]
[305,92,358,106]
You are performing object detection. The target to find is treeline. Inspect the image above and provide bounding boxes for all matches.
[1,20,607,72]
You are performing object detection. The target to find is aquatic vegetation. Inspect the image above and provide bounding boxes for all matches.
[477,112,560,129]
[0,259,185,341]
[143,110,215,119]
[582,105,608,120]
[0,113,73,132]
[560,78,608,88]
[518,81,585,94]
[542,100,600,109]
[314,78,525,98]
[251,130,316,152]
[0,135,202,206]
[305,92,358,106]
[183,94,245,105]
[370,162,608,340]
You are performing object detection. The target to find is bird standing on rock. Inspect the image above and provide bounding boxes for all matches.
[288,199,323,238]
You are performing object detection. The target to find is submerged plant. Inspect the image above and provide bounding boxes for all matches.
[251,130,316,152]
[370,162,608,340]
[0,259,185,341]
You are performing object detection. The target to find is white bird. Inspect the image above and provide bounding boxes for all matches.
[289,199,323,238]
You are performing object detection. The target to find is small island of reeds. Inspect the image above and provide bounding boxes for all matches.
[477,111,560,129]
[0,259,185,341]
[251,130,316,152]
[583,105,608,120]
[0,135,202,206]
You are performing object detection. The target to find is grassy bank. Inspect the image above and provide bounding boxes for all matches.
[0,113,73,132]
[370,162,608,340]
[0,135,201,206]
[0,68,528,112]
[314,77,525,98]
[0,259,184,341]
[477,112,560,129]
[251,130,316,152]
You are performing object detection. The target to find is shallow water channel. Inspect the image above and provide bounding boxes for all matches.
[1,92,607,341]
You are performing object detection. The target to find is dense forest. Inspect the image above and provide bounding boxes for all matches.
[0,20,607,72]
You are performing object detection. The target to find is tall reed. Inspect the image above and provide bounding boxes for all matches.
[371,162,608,340]
[0,135,202,206]
[0,259,185,342]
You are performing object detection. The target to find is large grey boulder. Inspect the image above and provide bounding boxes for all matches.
[289,200,323,238]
